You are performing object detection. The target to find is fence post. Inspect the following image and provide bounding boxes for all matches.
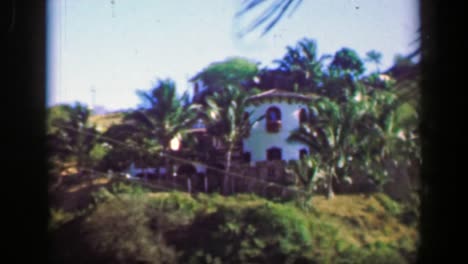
[204,174,208,193]
[187,175,192,193]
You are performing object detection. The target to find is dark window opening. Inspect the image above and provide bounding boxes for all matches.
[299,108,307,124]
[266,107,281,132]
[267,167,275,178]
[243,111,249,121]
[299,148,308,159]
[267,147,282,161]
[243,152,251,163]
[194,82,200,95]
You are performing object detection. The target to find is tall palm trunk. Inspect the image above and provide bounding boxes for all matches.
[204,174,209,193]
[327,168,335,199]
[224,146,233,195]
[187,175,192,193]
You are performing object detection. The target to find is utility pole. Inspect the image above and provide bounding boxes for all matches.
[90,86,96,112]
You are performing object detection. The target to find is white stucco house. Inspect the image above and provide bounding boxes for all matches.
[242,89,312,166]
[127,87,315,187]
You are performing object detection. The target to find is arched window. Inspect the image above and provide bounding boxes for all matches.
[243,111,249,121]
[267,147,282,161]
[267,167,276,178]
[299,148,308,159]
[299,108,307,124]
[193,82,200,95]
[243,152,251,163]
[266,106,281,132]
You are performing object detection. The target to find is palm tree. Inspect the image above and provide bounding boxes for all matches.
[205,85,263,195]
[359,89,420,190]
[365,50,383,73]
[191,57,259,105]
[132,81,196,149]
[47,103,99,177]
[235,0,303,37]
[285,156,321,205]
[99,122,162,173]
[288,85,369,199]
[273,38,331,93]
[126,79,201,178]
[329,48,365,77]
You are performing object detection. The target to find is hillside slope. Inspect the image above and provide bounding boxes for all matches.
[50,178,419,263]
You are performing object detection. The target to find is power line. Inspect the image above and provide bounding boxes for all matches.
[51,123,309,196]
[79,167,185,193]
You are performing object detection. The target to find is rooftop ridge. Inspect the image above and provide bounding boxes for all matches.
[246,89,313,103]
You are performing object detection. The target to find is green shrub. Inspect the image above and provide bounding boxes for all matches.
[89,143,109,166]
[90,182,149,205]
[90,187,116,204]
[110,181,149,196]
[399,192,420,226]
[49,208,76,231]
[336,242,408,264]
[364,204,377,213]
[307,219,343,263]
[375,193,402,216]
[82,197,177,264]
[146,192,203,230]
[168,199,314,264]
[51,191,416,264]
[362,242,408,264]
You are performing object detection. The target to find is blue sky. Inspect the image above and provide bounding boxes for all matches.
[47,0,419,111]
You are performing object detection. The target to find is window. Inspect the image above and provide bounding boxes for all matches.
[243,111,249,121]
[267,167,276,178]
[267,147,282,161]
[194,82,200,95]
[266,106,281,132]
[299,148,308,159]
[299,108,307,124]
[243,152,251,163]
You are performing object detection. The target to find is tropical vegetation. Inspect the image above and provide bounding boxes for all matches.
[47,37,420,263]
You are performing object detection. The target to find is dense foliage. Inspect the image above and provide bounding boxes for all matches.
[50,186,416,264]
[47,37,420,262]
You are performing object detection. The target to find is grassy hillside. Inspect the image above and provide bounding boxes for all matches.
[49,177,419,264]
[88,112,125,132]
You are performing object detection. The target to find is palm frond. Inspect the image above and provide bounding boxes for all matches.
[237,0,302,37]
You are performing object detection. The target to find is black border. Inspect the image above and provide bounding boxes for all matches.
[5,1,48,262]
[4,0,457,263]
[417,0,460,263]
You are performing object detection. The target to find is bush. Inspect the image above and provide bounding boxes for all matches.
[146,192,203,230]
[374,193,402,216]
[90,182,149,204]
[110,181,150,196]
[167,198,318,264]
[362,242,408,264]
[335,242,408,264]
[49,208,76,231]
[399,191,420,226]
[50,191,417,264]
[89,143,109,167]
[82,197,177,264]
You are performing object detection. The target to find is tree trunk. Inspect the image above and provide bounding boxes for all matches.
[231,169,235,194]
[327,169,335,199]
[204,175,208,193]
[223,148,233,195]
[187,175,192,193]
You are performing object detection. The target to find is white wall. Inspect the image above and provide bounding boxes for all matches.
[243,101,309,164]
